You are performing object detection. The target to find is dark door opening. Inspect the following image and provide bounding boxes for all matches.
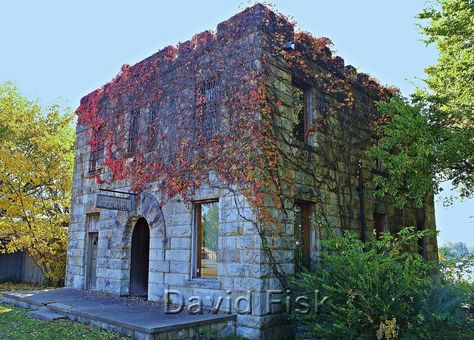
[130,218,150,298]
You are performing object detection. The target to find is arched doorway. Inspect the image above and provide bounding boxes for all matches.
[130,218,150,298]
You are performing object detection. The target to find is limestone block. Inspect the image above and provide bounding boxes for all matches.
[167,225,192,238]
[103,279,121,293]
[170,237,191,249]
[166,213,193,227]
[149,260,170,273]
[165,273,186,286]
[148,283,165,301]
[72,275,85,289]
[149,248,165,260]
[165,249,190,262]
[149,271,164,284]
[170,261,190,274]
[219,250,241,263]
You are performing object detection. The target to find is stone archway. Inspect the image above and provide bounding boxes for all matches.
[117,191,167,298]
[130,217,150,298]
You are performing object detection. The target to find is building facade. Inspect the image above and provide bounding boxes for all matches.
[66,4,438,339]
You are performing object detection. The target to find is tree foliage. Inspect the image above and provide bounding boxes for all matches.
[0,82,74,285]
[418,0,474,198]
[419,0,474,122]
[291,229,473,339]
[370,0,474,205]
[368,96,438,207]
[439,241,474,284]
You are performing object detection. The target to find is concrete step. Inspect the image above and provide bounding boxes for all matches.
[28,308,67,322]
[46,302,73,314]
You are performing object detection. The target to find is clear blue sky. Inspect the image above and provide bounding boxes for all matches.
[1,0,472,246]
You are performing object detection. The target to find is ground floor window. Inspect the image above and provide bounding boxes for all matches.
[294,201,311,272]
[194,200,219,279]
[373,213,386,239]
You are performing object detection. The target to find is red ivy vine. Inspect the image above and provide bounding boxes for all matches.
[76,3,395,232]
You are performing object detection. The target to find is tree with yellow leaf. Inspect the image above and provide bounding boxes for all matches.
[0,82,74,285]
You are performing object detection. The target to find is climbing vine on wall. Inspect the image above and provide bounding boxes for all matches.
[76,4,395,287]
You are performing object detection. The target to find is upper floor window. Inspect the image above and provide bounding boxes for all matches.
[196,77,222,139]
[89,127,104,174]
[197,77,222,108]
[292,81,312,145]
[128,109,140,154]
[194,200,219,279]
[147,101,160,151]
[371,136,385,173]
[149,100,161,122]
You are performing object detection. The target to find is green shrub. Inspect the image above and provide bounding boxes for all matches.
[290,228,473,339]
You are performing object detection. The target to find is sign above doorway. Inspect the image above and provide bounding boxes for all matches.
[95,189,136,211]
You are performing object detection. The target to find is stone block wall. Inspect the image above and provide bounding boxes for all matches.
[67,4,295,339]
[258,12,438,263]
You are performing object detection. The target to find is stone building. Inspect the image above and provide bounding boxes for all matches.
[67,4,438,339]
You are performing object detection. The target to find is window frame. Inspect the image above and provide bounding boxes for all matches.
[193,199,220,279]
[196,76,222,109]
[294,200,312,272]
[373,213,387,239]
[195,76,222,140]
[371,136,386,174]
[146,101,161,152]
[88,128,105,175]
[128,108,140,155]
[292,80,313,146]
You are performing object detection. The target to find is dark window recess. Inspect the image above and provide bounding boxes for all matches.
[89,128,104,174]
[292,82,311,144]
[417,220,427,259]
[148,100,160,123]
[371,136,384,172]
[147,101,160,151]
[373,213,386,239]
[195,200,219,279]
[196,77,222,139]
[294,201,311,272]
[128,109,140,154]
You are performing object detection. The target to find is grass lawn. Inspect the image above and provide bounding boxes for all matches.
[0,303,128,340]
[0,282,128,340]
[0,283,245,340]
[0,282,55,295]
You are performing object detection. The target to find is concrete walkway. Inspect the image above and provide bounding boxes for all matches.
[1,288,236,339]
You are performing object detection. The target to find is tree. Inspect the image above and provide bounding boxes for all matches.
[370,0,474,206]
[0,82,74,285]
[368,96,439,207]
[439,242,474,284]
